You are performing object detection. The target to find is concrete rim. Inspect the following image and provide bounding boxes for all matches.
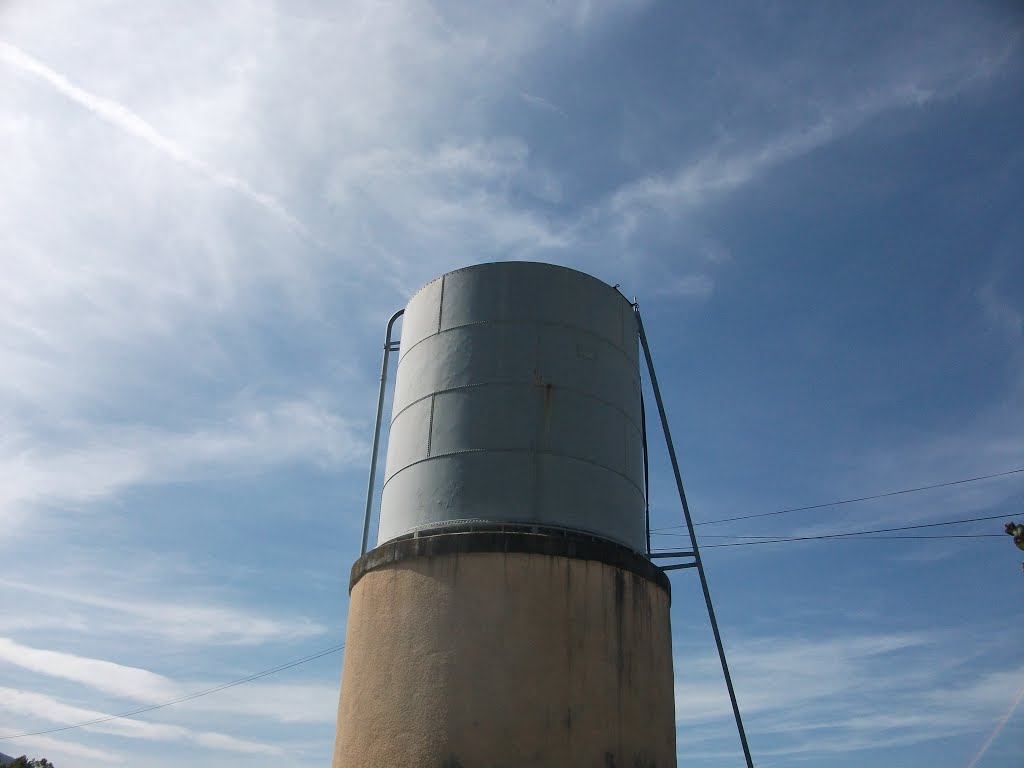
[351,524,671,597]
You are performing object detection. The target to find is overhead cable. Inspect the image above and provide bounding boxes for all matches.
[650,532,1003,552]
[705,532,1003,547]
[650,466,1024,531]
[651,511,1012,540]
[0,643,345,741]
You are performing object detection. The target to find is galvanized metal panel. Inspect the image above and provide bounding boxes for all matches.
[396,275,444,361]
[439,264,634,360]
[427,385,543,457]
[378,454,646,546]
[382,396,432,483]
[392,325,640,430]
[378,262,645,551]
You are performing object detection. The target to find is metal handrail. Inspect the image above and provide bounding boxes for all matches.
[359,309,404,557]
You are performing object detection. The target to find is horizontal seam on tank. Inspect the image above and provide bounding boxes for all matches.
[388,380,643,435]
[389,518,639,552]
[397,318,638,365]
[380,447,646,498]
[401,262,632,310]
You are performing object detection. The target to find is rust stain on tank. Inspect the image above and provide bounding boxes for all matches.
[540,382,554,449]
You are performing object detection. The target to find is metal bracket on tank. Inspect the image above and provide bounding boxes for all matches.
[649,550,698,571]
[634,304,757,768]
[359,309,404,557]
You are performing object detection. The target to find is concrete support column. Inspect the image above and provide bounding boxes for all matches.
[332,528,676,768]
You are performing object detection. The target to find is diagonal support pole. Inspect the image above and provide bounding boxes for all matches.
[635,306,755,768]
[359,309,404,557]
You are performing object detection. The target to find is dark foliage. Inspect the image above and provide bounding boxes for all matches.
[7,758,55,768]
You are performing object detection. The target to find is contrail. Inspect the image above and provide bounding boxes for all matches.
[0,40,317,242]
[965,681,1024,768]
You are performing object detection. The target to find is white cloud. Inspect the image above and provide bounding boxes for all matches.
[0,40,313,241]
[674,630,1024,759]
[521,91,567,117]
[326,137,570,295]
[0,584,326,646]
[0,637,338,727]
[0,0,657,541]
[657,274,714,299]
[600,16,1019,250]
[606,74,934,232]
[0,3,1019,767]
[977,282,1023,339]
[0,395,364,530]
[676,632,930,724]
[191,682,338,724]
[0,639,180,702]
[0,687,283,755]
[610,118,837,227]
[3,732,125,765]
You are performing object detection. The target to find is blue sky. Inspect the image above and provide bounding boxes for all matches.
[1,1,1022,766]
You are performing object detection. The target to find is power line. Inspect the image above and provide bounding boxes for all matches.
[651,531,1002,552]
[651,533,1003,555]
[651,466,1024,531]
[651,536,1003,552]
[698,533,1003,539]
[651,511,1012,539]
[0,643,345,741]
[650,532,1001,553]
[702,533,1003,548]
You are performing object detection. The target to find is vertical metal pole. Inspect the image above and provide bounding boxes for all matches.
[359,309,404,557]
[641,390,652,556]
[635,306,755,768]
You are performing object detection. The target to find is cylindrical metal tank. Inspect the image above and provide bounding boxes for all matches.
[378,262,645,551]
[332,263,676,768]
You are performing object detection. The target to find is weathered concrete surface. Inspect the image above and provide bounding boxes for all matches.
[332,549,675,767]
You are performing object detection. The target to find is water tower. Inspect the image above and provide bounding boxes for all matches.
[331,262,752,768]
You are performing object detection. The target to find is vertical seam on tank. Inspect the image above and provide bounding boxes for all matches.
[426,394,435,457]
[623,411,629,479]
[429,275,441,459]
[621,299,629,350]
[436,273,446,334]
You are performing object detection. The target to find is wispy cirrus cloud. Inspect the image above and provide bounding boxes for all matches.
[0,638,180,702]
[605,61,979,237]
[0,395,364,530]
[0,584,326,646]
[0,40,314,240]
[0,732,125,764]
[327,136,571,298]
[609,118,837,229]
[589,10,1020,297]
[0,0,640,541]
[520,91,567,117]
[978,282,1023,339]
[674,630,1024,761]
[0,637,338,726]
[965,682,1024,768]
[0,687,284,755]
[656,274,715,299]
[0,2,1019,767]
